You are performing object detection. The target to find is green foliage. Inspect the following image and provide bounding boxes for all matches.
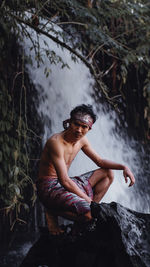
[0,0,150,227]
[2,0,150,85]
[0,87,36,217]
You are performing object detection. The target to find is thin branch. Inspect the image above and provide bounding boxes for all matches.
[57,21,88,27]
[10,217,27,231]
[21,24,38,55]
[114,25,143,41]
[91,44,105,60]
[110,94,122,100]
[41,9,76,40]
[34,0,50,18]
[102,48,121,60]
[86,45,98,60]
[1,0,6,9]
[11,71,22,93]
[10,12,118,109]
[29,158,40,161]
[40,12,59,30]
[101,61,116,77]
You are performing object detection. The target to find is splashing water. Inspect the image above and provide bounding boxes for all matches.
[23,27,149,213]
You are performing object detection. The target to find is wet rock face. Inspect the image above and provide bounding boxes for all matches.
[20,202,150,267]
[91,202,150,267]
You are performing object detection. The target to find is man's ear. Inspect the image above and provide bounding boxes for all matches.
[63,119,70,129]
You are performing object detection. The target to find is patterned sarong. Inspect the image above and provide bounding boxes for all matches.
[36,171,94,215]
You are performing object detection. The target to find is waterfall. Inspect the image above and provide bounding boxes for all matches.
[23,27,149,213]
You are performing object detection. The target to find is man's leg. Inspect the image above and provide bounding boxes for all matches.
[46,209,93,235]
[59,210,92,222]
[46,210,92,235]
[45,169,113,235]
[45,210,80,235]
[45,210,65,235]
[89,168,114,202]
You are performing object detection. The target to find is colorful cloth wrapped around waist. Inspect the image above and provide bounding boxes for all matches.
[36,171,94,215]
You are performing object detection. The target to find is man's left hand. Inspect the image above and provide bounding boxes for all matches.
[123,167,135,187]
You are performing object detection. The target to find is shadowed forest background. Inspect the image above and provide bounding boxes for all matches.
[0,0,150,256]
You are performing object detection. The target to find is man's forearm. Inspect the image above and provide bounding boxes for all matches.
[61,178,92,203]
[97,158,135,186]
[97,159,126,170]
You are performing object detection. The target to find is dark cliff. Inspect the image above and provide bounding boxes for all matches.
[20,202,150,267]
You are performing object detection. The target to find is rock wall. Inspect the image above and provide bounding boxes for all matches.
[20,202,150,267]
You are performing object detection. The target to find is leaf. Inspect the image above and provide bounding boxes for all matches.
[2,105,7,117]
[0,169,5,186]
[5,144,10,156]
[3,162,8,173]
[0,121,5,132]
[14,166,19,176]
[14,150,19,161]
[23,203,29,211]
[5,121,11,131]
[0,151,2,162]
[14,185,20,196]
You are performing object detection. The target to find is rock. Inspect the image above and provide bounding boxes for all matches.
[91,201,150,267]
[20,202,150,267]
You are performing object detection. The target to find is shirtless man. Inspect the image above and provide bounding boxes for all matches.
[37,104,135,235]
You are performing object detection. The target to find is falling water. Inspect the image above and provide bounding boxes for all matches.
[2,21,149,267]
[23,33,136,212]
[23,24,149,214]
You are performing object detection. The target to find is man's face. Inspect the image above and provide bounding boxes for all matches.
[69,119,90,140]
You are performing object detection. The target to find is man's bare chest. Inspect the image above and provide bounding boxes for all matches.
[63,143,81,165]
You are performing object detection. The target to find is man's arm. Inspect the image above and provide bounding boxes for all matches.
[47,139,92,203]
[82,137,135,187]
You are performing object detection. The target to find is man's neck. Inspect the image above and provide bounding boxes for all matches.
[62,130,78,145]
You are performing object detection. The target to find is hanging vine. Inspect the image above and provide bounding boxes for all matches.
[0,0,150,229]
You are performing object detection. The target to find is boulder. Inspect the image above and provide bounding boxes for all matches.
[20,202,150,267]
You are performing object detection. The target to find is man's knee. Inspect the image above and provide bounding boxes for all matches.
[106,169,114,184]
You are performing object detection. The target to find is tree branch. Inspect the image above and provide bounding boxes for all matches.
[57,21,88,27]
[10,12,118,110]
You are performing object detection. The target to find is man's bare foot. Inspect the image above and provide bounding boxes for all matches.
[46,211,64,235]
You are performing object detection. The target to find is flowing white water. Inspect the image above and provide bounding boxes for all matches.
[4,19,149,267]
[23,27,143,212]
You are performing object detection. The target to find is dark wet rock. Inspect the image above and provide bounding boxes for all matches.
[91,201,150,267]
[20,202,150,267]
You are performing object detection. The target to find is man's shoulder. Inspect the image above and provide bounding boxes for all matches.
[46,133,63,149]
[44,134,64,158]
[49,133,58,140]
[80,135,89,145]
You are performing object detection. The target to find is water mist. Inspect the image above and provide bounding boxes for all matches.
[23,26,149,214]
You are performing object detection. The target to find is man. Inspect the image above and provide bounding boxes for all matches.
[37,104,135,235]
